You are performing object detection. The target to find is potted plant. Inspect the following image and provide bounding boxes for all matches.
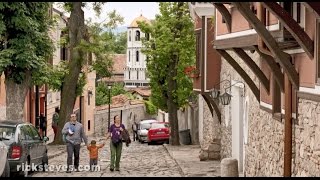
[184,66,200,78]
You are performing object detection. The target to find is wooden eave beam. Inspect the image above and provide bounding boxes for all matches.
[233,2,299,89]
[216,49,260,102]
[201,94,215,119]
[212,3,232,33]
[232,48,270,94]
[203,93,221,124]
[253,45,285,92]
[302,2,320,18]
[262,2,314,60]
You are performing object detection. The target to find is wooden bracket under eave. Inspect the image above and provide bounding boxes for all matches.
[262,2,314,60]
[233,2,300,90]
[202,93,221,124]
[212,3,232,33]
[232,48,270,95]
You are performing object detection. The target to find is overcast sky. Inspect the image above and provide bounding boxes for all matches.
[54,2,159,26]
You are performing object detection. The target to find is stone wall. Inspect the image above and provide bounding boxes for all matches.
[94,104,156,137]
[198,95,221,160]
[293,99,320,176]
[219,50,320,176]
[0,106,5,120]
[220,50,261,163]
[220,50,282,175]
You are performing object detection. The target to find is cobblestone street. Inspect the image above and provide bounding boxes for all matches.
[31,138,183,177]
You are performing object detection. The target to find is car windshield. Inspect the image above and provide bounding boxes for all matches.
[0,126,16,141]
[140,123,152,130]
[151,123,169,129]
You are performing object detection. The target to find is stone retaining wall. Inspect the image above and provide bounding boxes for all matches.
[94,104,156,137]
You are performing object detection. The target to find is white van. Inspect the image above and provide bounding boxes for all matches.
[137,119,157,143]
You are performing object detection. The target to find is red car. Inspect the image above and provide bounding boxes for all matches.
[147,122,170,145]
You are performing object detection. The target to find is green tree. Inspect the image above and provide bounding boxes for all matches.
[50,3,125,144]
[0,2,54,121]
[95,82,128,106]
[114,31,127,54]
[139,2,195,145]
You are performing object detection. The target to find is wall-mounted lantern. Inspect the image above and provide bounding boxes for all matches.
[210,79,245,106]
[87,86,93,106]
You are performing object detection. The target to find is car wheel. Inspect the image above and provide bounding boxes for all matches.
[147,142,152,145]
[1,159,10,177]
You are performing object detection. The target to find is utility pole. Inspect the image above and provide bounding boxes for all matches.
[108,84,112,129]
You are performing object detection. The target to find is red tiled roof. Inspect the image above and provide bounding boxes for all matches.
[131,87,151,97]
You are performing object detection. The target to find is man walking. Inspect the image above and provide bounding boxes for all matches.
[40,113,47,137]
[62,113,88,173]
[52,107,60,141]
[132,121,138,141]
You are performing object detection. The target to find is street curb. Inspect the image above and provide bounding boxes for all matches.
[162,144,185,177]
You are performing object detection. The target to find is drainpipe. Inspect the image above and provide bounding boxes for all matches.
[45,85,48,136]
[35,85,40,129]
[257,3,273,57]
[284,70,292,177]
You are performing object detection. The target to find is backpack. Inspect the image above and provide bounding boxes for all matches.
[111,126,122,144]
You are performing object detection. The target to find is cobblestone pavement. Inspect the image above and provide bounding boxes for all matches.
[31,137,183,177]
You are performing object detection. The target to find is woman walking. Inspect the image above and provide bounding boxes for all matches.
[106,115,126,171]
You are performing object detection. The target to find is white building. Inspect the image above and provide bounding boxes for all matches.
[124,14,151,88]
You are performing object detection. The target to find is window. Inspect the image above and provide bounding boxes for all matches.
[29,125,41,140]
[129,51,131,62]
[60,31,68,61]
[136,51,139,62]
[0,126,15,141]
[129,71,131,79]
[129,31,131,41]
[292,2,305,28]
[272,69,281,120]
[20,125,34,140]
[135,30,140,41]
[145,33,150,41]
[137,71,139,80]
[195,30,201,73]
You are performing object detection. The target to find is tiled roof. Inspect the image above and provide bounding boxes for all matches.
[131,87,151,97]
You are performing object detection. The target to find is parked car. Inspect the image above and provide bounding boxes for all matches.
[147,122,170,145]
[0,121,49,177]
[137,119,157,143]
[0,141,10,177]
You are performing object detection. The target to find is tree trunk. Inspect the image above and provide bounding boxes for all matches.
[167,54,180,146]
[167,2,184,146]
[5,72,31,121]
[52,2,85,145]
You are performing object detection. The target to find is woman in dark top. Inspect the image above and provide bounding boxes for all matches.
[106,115,125,171]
